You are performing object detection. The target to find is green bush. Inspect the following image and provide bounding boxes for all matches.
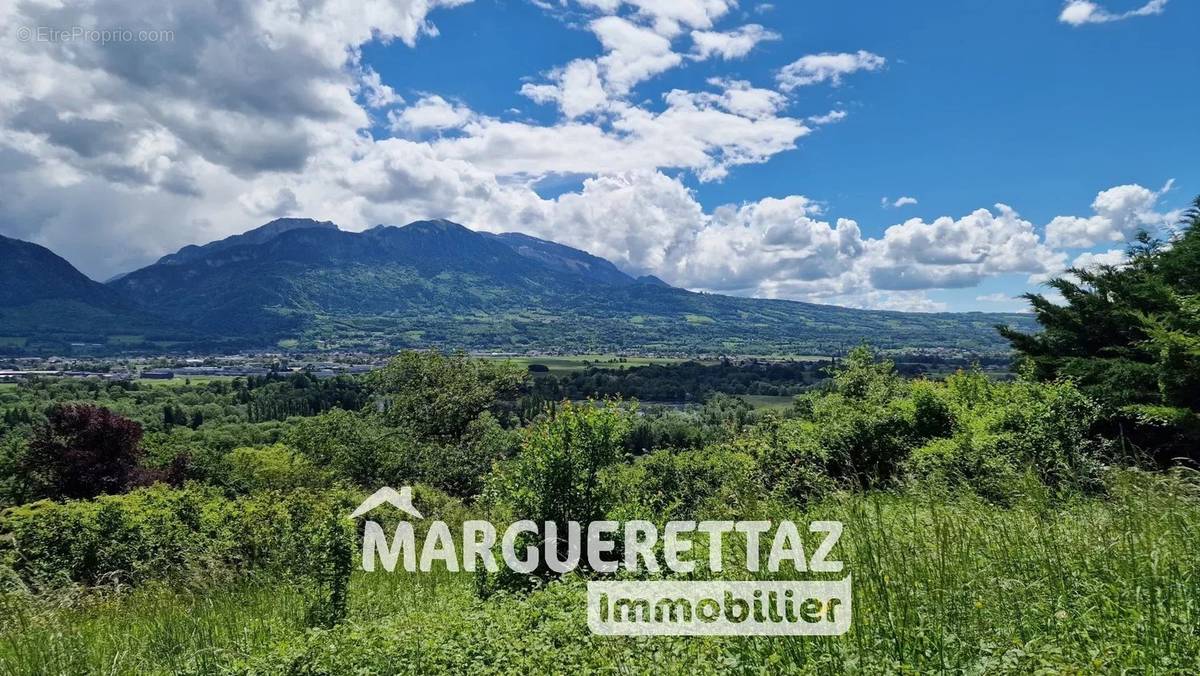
[606,444,763,521]
[226,444,326,492]
[730,416,836,503]
[906,372,1104,501]
[480,400,631,592]
[0,485,356,588]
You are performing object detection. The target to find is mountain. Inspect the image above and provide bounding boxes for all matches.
[0,235,189,352]
[102,219,1036,355]
[155,217,339,266]
[480,231,635,287]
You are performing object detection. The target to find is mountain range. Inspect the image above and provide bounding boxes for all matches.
[0,219,1036,355]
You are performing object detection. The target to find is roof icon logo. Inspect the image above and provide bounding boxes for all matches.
[350,486,423,519]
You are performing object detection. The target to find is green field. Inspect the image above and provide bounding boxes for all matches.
[489,354,704,373]
[738,394,797,410]
[135,375,238,387]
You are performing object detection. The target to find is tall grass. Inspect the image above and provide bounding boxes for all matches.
[2,470,1198,674]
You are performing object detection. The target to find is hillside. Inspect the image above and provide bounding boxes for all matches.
[104,219,1035,354]
[0,235,190,353]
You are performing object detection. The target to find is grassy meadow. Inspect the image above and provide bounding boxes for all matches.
[1,469,1197,674]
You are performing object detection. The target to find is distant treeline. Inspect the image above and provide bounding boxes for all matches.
[524,359,831,403]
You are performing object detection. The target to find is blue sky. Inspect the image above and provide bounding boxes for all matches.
[3,0,1197,311]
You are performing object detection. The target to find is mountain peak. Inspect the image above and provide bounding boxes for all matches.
[155,217,339,266]
[257,217,339,235]
[399,219,472,235]
[636,274,670,287]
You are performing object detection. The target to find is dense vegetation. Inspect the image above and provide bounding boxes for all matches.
[0,203,1197,673]
[1002,195,1200,463]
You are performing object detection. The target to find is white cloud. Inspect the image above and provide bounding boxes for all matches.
[1059,0,1168,26]
[590,16,683,94]
[579,0,736,37]
[519,59,609,118]
[808,109,847,125]
[358,68,402,108]
[430,86,810,181]
[1071,248,1128,270]
[777,50,886,91]
[976,292,1015,303]
[691,24,780,60]
[388,95,472,132]
[881,195,917,208]
[1044,181,1174,247]
[0,0,1172,315]
[388,95,475,131]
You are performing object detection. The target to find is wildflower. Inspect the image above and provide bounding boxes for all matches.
[1055,610,1068,621]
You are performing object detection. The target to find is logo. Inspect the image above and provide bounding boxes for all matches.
[350,487,851,636]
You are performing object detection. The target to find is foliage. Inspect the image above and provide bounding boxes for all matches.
[213,471,1200,676]
[606,444,764,521]
[225,444,325,492]
[21,404,145,500]
[524,358,829,404]
[284,409,394,487]
[0,347,1196,673]
[484,400,631,526]
[369,350,526,440]
[0,485,357,588]
[1002,197,1200,462]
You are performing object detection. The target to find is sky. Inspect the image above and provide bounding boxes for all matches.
[1,0,1197,312]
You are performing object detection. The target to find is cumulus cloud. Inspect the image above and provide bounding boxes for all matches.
[0,0,1168,315]
[1044,181,1174,247]
[777,50,886,91]
[808,110,847,125]
[1071,248,1128,270]
[691,24,780,60]
[590,16,683,94]
[438,85,810,181]
[881,196,917,208]
[1059,0,1168,26]
[388,95,474,132]
[579,0,735,37]
[519,59,609,119]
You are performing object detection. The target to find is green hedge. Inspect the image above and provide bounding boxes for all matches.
[0,485,356,588]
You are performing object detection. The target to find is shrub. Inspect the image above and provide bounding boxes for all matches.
[606,444,763,521]
[285,409,395,487]
[906,377,1105,501]
[0,485,357,588]
[484,400,631,526]
[225,444,326,492]
[480,400,631,592]
[730,416,836,503]
[21,404,145,500]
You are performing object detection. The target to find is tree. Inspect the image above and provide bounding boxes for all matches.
[22,404,145,499]
[1000,196,1200,462]
[1001,199,1200,405]
[226,444,324,492]
[369,350,526,440]
[480,400,632,592]
[485,400,631,526]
